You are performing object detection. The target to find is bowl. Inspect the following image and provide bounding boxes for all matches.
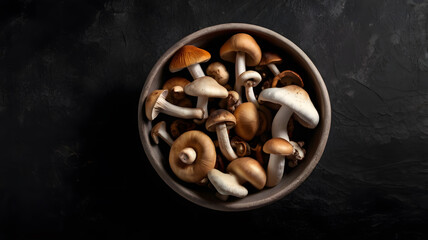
[138,23,331,211]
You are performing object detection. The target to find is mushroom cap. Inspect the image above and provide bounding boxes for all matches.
[206,62,229,85]
[227,157,266,190]
[169,45,211,73]
[258,85,319,129]
[162,77,191,91]
[219,33,262,66]
[259,52,282,66]
[233,102,260,141]
[207,169,248,198]
[150,121,167,144]
[205,109,236,132]
[272,70,304,87]
[169,130,216,183]
[184,76,228,98]
[263,138,294,156]
[145,89,168,121]
[238,70,262,87]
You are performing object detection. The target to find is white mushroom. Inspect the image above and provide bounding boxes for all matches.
[206,62,229,86]
[145,89,204,121]
[237,70,262,108]
[150,121,174,146]
[184,76,228,123]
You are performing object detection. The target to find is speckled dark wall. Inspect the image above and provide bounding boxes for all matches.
[1,0,427,239]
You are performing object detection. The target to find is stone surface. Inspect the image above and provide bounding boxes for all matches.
[0,0,427,238]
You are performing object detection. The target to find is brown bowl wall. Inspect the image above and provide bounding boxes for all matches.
[137,23,331,211]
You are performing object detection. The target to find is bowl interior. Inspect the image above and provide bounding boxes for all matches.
[138,23,331,211]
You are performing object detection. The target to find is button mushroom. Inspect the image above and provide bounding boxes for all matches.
[220,33,262,103]
[150,121,174,146]
[169,130,216,183]
[162,77,191,102]
[205,109,238,161]
[169,45,211,79]
[206,61,229,86]
[233,102,259,141]
[184,76,228,122]
[237,70,262,108]
[145,89,204,121]
[207,157,266,198]
[263,138,294,187]
[258,85,319,141]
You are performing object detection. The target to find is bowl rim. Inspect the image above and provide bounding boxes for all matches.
[138,23,331,211]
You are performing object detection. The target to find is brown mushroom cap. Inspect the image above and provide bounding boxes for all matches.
[205,109,236,132]
[184,76,228,98]
[227,157,266,190]
[263,138,294,156]
[272,70,304,87]
[169,130,216,183]
[145,89,167,120]
[219,33,262,66]
[259,52,282,66]
[233,102,259,141]
[169,45,211,73]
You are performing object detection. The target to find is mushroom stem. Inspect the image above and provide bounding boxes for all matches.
[271,106,293,141]
[157,96,204,120]
[234,51,246,103]
[266,154,286,187]
[156,128,174,146]
[267,63,280,76]
[187,63,205,79]
[195,96,209,123]
[179,147,197,164]
[216,124,238,161]
[245,81,260,108]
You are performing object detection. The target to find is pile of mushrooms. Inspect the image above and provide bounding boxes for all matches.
[144,33,319,200]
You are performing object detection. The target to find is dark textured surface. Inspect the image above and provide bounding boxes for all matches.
[0,0,427,239]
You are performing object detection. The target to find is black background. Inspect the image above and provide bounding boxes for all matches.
[1,0,428,239]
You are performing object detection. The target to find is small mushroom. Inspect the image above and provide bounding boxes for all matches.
[258,85,319,141]
[205,109,238,161]
[218,90,240,113]
[237,70,262,108]
[220,33,262,103]
[184,76,228,122]
[206,62,229,85]
[169,45,211,79]
[263,138,294,187]
[259,52,283,76]
[162,77,191,103]
[145,89,203,121]
[233,102,259,141]
[230,137,251,157]
[207,157,266,198]
[169,130,216,183]
[272,70,304,88]
[150,121,174,146]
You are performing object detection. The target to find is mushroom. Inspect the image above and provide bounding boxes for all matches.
[233,102,259,141]
[206,62,229,85]
[162,77,191,102]
[237,70,262,108]
[272,70,304,88]
[150,121,174,146]
[259,52,283,76]
[184,76,228,122]
[230,137,251,157]
[169,130,216,183]
[258,85,319,142]
[263,138,294,187]
[207,157,266,198]
[169,45,211,79]
[145,89,203,121]
[205,109,238,161]
[220,33,262,103]
[218,90,240,113]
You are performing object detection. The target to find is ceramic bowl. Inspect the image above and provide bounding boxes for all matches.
[138,23,331,211]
